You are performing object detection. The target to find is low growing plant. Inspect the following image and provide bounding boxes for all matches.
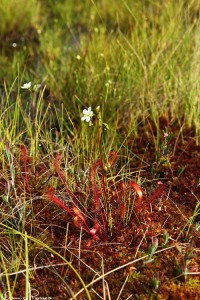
[46,107,166,241]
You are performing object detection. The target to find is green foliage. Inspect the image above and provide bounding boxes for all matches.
[0,0,200,138]
[0,0,40,37]
[147,237,158,261]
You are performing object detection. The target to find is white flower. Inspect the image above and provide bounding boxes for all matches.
[81,107,94,122]
[96,105,100,112]
[163,132,169,138]
[21,82,32,89]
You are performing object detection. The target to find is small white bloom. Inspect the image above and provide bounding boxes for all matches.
[12,43,17,48]
[76,55,81,60]
[21,82,32,89]
[96,105,100,112]
[81,107,94,122]
[163,132,168,138]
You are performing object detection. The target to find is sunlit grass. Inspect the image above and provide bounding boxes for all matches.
[0,0,199,139]
[0,0,40,36]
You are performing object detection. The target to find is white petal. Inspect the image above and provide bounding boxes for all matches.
[85,116,90,122]
[82,109,87,114]
[21,81,32,89]
[26,82,31,88]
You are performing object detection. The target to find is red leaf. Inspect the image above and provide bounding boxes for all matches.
[128,181,143,210]
[47,187,71,214]
[145,182,166,207]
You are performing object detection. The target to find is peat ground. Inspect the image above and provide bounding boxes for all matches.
[1,122,200,300]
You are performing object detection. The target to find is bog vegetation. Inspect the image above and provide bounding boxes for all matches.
[0,1,199,299]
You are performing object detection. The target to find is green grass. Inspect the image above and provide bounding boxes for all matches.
[0,0,199,298]
[0,0,40,36]
[0,0,199,140]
